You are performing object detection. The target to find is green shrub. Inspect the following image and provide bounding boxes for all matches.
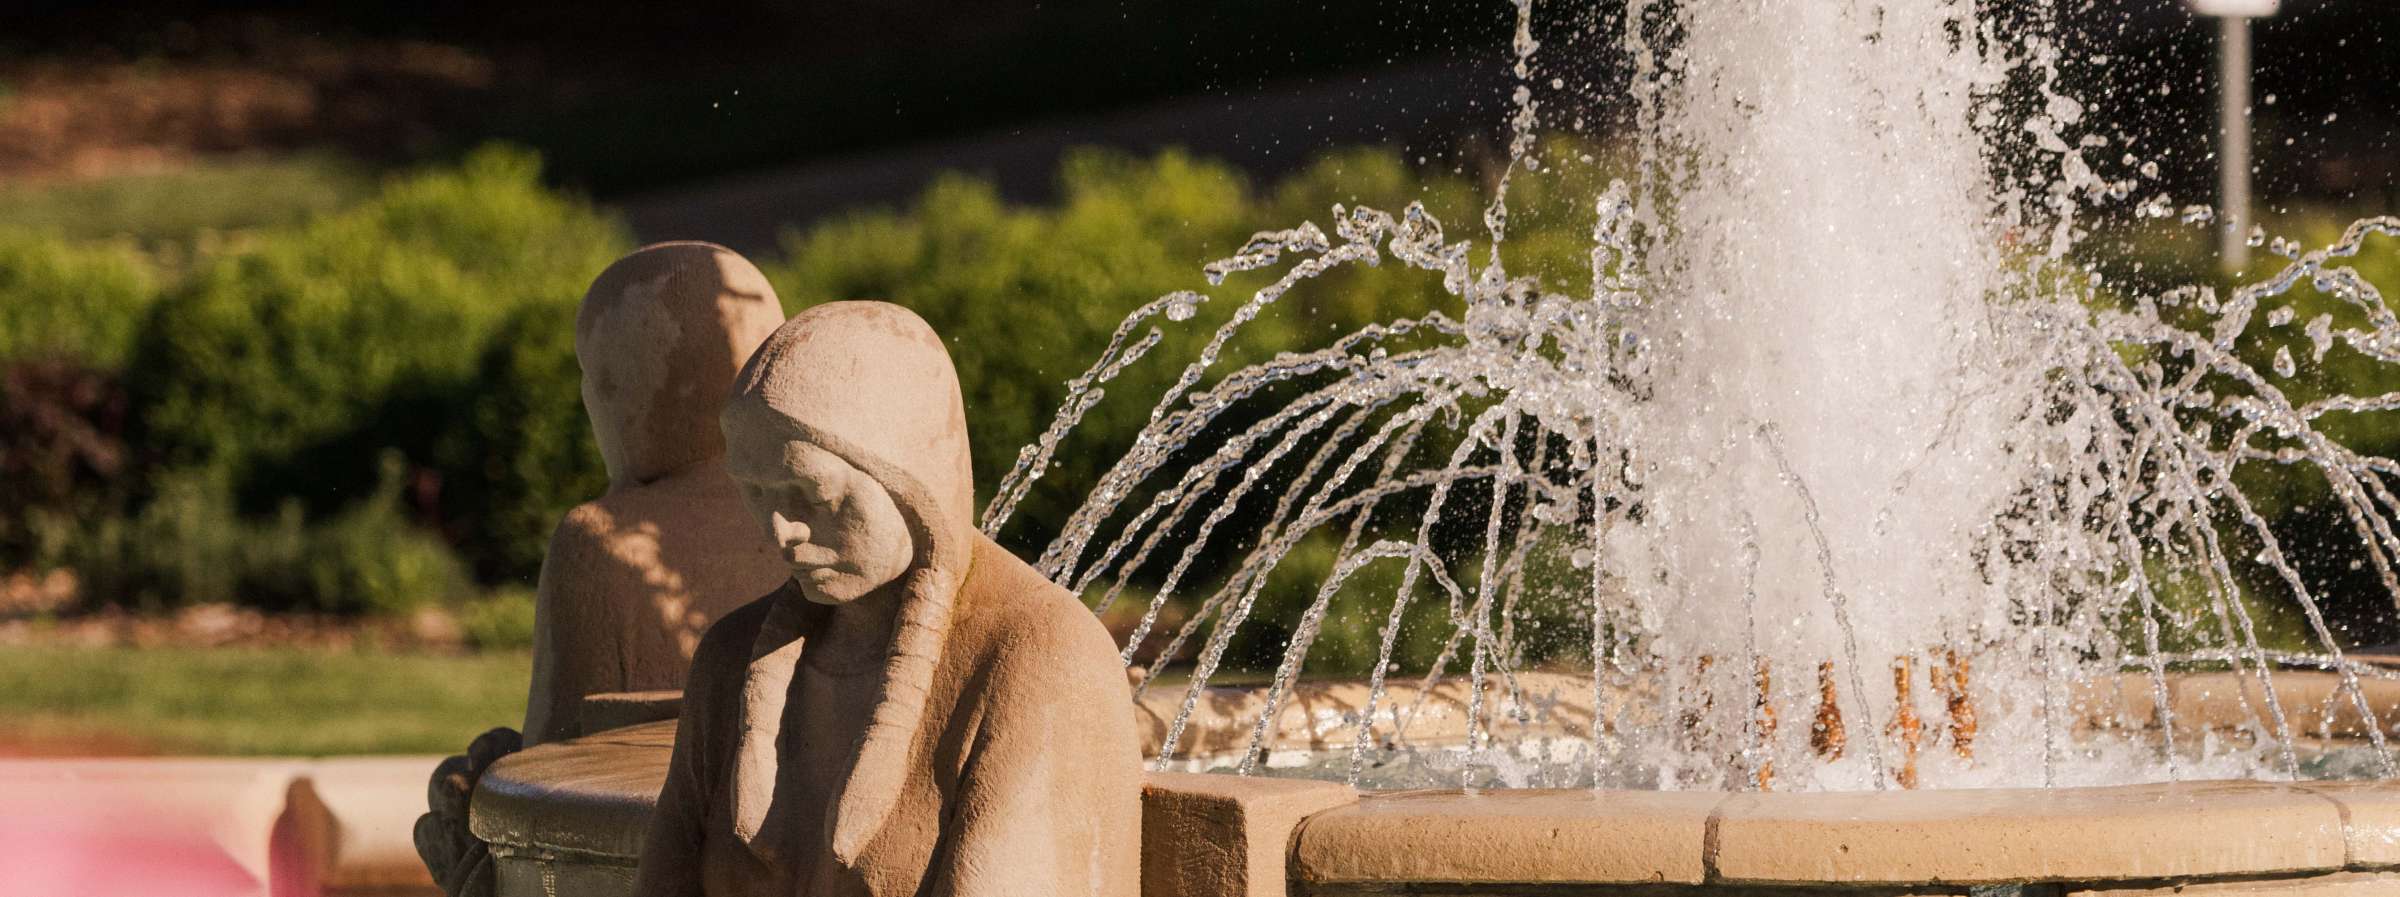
[4,138,2389,659]
[286,462,477,616]
[0,230,158,366]
[461,587,540,651]
[1,146,626,612]
[127,146,626,503]
[766,148,1494,550]
[53,456,471,615]
[1221,533,1454,677]
[767,145,1621,672]
[437,300,608,584]
[61,473,249,611]
[0,362,134,565]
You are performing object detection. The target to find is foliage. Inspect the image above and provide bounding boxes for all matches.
[46,458,474,615]
[471,0,1499,195]
[766,142,1654,672]
[0,361,133,566]
[768,148,1474,549]
[126,145,626,518]
[3,145,623,614]
[2113,214,2400,646]
[2,139,2394,677]
[0,229,157,367]
[434,300,610,584]
[460,587,540,651]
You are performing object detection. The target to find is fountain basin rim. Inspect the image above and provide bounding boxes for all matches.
[470,669,2400,894]
[1297,779,2389,887]
[471,726,2400,892]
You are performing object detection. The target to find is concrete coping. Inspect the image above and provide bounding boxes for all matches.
[2082,670,2400,740]
[1294,779,2400,888]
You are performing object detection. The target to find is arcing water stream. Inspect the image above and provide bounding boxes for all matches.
[983,0,2400,791]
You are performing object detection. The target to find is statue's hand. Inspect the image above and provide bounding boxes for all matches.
[415,727,523,897]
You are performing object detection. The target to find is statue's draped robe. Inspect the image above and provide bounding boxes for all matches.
[633,301,1142,897]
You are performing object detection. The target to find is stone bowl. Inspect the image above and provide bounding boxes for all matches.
[471,671,2400,897]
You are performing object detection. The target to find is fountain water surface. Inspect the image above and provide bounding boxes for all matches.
[984,0,2400,793]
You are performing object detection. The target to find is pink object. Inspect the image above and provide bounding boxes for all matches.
[0,815,273,897]
[0,760,329,897]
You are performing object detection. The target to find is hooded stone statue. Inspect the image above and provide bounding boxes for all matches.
[422,243,791,897]
[632,301,1141,897]
[524,241,794,746]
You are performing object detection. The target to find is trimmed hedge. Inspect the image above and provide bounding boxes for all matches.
[3,146,625,613]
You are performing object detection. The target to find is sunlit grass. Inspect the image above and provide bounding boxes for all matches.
[0,645,528,756]
[0,154,373,251]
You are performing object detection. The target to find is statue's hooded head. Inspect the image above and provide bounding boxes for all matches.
[576,242,786,487]
[718,300,976,865]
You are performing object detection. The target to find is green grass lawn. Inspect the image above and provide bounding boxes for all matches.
[0,645,528,756]
[0,154,372,249]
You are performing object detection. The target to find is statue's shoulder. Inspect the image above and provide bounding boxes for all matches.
[550,497,622,550]
[545,493,673,570]
[536,499,642,608]
[552,481,707,542]
[963,537,1121,673]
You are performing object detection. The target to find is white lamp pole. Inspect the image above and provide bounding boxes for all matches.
[2186,0,2279,272]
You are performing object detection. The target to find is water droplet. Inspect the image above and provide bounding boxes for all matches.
[2308,315,2335,361]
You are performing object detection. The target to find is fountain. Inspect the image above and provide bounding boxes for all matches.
[468,0,2400,894]
[993,0,2400,792]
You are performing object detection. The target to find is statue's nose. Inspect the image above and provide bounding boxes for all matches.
[770,510,811,546]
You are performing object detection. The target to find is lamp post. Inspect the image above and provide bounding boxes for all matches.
[2186,0,2279,272]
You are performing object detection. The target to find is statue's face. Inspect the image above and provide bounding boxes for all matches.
[727,433,913,605]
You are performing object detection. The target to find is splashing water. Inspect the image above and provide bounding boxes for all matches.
[983,0,2400,791]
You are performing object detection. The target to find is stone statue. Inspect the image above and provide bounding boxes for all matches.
[419,243,791,897]
[633,301,1141,897]
[523,241,792,746]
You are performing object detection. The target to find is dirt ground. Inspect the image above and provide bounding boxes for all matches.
[0,21,492,184]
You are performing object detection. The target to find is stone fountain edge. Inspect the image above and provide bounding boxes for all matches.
[469,670,2400,897]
